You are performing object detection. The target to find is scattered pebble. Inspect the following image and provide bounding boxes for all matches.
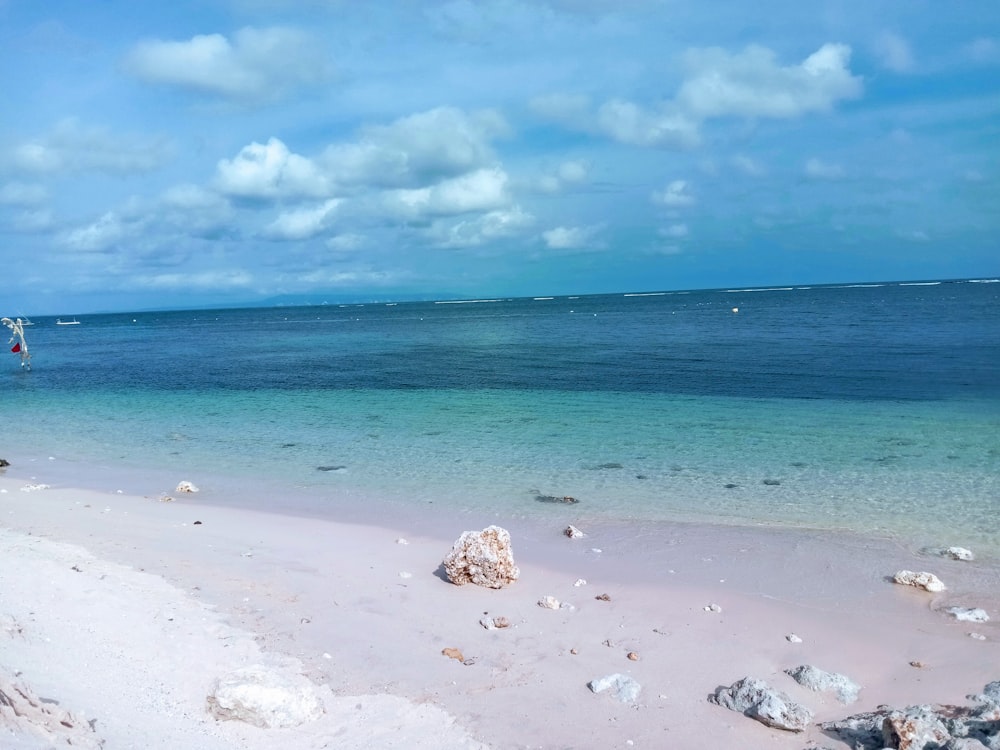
[969,633,987,641]
[910,661,925,668]
[442,647,465,661]
[704,603,722,613]
[573,578,587,587]
[395,538,409,545]
[564,525,585,539]
[479,615,510,630]
[398,571,412,579]
[595,593,611,601]
[570,648,579,655]
[538,596,560,609]
[175,480,199,493]
[627,652,639,661]
[590,548,602,554]
[944,606,989,623]
[786,633,803,643]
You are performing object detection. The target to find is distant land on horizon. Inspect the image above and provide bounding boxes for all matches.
[22,275,999,318]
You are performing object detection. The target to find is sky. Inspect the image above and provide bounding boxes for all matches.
[1,0,998,314]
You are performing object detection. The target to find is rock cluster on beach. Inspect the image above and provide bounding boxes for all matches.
[819,680,1000,750]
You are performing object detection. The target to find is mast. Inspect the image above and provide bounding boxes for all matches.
[1,317,31,370]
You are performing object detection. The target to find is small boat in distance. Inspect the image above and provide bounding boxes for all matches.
[56,318,81,325]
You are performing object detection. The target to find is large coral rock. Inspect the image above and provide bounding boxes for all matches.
[709,676,813,732]
[207,664,324,729]
[442,526,520,588]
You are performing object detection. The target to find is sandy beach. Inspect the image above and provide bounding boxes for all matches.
[0,466,996,749]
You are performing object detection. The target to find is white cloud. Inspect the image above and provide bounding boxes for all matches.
[136,270,255,290]
[804,158,845,180]
[542,224,603,250]
[534,160,590,193]
[159,184,234,238]
[323,107,508,188]
[0,182,47,206]
[677,43,863,119]
[124,26,330,102]
[263,199,341,240]
[215,137,330,200]
[8,119,167,175]
[387,167,510,218]
[428,206,534,248]
[596,99,700,149]
[60,212,130,252]
[651,180,695,207]
[876,32,915,73]
[662,223,689,238]
[326,234,366,252]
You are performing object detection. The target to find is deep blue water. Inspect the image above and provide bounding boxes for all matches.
[3,279,999,553]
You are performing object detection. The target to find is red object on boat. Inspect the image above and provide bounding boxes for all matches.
[10,342,20,353]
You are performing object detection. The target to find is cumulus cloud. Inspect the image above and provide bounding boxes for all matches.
[596,99,701,149]
[875,32,915,73]
[662,223,689,238]
[542,224,603,250]
[804,158,845,180]
[428,206,534,248]
[534,160,590,193]
[159,184,235,238]
[8,119,167,175]
[215,137,330,200]
[386,167,511,218]
[531,43,861,151]
[322,107,508,188]
[677,43,862,119]
[60,211,130,252]
[263,199,341,240]
[651,180,695,207]
[124,26,330,102]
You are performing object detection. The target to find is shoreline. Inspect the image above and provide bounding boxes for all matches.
[1,466,997,748]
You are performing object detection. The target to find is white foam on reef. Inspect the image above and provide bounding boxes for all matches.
[434,298,504,304]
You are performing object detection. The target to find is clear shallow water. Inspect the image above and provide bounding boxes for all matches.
[3,280,999,554]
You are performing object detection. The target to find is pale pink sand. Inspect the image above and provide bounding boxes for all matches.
[0,470,996,749]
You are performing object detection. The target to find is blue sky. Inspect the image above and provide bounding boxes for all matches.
[1,0,998,314]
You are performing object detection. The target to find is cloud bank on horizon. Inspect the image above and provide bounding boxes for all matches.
[1,0,997,313]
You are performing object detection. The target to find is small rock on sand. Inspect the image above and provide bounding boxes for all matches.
[175,480,199,493]
[944,607,989,623]
[893,570,946,592]
[588,674,641,703]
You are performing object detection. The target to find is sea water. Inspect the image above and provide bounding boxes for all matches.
[3,280,999,555]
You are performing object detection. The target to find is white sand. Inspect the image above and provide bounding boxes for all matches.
[0,470,996,748]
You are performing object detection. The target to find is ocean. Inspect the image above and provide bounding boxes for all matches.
[3,279,999,556]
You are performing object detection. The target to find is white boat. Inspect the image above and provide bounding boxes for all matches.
[56,318,81,325]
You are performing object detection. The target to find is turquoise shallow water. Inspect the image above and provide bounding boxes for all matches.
[2,280,999,555]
